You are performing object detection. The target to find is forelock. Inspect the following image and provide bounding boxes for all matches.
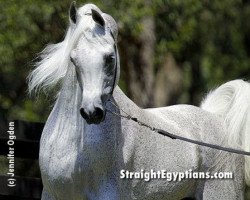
[77,4,102,16]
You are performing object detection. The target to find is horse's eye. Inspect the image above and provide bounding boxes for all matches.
[105,54,115,65]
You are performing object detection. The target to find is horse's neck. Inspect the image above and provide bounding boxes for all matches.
[56,66,82,120]
[41,67,84,150]
[112,87,141,115]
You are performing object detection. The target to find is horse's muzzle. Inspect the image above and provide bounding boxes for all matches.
[80,106,105,124]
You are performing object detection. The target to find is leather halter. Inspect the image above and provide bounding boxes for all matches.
[109,31,118,95]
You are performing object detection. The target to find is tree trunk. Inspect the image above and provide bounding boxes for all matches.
[120,15,155,108]
[154,53,183,106]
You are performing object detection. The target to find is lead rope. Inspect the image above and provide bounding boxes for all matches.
[107,100,250,156]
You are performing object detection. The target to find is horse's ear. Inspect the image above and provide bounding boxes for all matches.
[91,9,105,27]
[69,1,77,24]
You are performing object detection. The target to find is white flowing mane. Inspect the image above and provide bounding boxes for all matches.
[28,5,116,94]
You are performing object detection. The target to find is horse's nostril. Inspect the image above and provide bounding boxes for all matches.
[80,106,105,123]
[80,108,89,119]
[93,107,104,119]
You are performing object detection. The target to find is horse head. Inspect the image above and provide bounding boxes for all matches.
[69,2,120,124]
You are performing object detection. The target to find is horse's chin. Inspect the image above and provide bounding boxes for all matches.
[85,120,102,125]
[83,116,105,125]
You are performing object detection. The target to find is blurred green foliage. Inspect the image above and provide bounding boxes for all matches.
[0,0,249,121]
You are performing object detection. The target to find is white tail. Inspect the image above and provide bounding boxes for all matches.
[201,79,250,186]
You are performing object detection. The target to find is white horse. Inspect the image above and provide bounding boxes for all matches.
[28,3,250,200]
